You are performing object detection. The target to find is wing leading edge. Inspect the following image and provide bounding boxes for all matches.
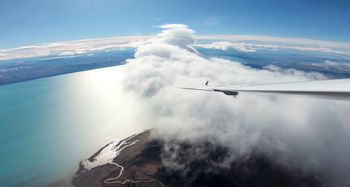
[180,79,350,100]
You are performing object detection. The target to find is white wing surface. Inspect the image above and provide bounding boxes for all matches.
[180,79,350,100]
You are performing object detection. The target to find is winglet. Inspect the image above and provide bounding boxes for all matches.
[205,81,209,86]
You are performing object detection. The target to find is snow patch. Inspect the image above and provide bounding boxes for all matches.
[81,134,138,170]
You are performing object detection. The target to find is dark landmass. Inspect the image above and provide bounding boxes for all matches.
[2,48,350,86]
[198,48,350,78]
[63,130,322,187]
[0,50,134,85]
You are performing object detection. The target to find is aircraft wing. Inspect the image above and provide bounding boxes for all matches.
[180,79,350,100]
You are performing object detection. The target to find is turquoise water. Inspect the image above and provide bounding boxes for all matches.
[0,67,132,186]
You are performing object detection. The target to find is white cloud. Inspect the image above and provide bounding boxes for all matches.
[158,24,189,29]
[195,41,256,52]
[112,24,350,187]
[310,60,350,70]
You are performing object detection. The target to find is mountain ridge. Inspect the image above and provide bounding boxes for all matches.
[54,129,323,187]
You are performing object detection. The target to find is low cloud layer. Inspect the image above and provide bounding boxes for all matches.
[310,60,350,70]
[115,24,350,187]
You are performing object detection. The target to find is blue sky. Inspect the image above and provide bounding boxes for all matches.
[1,0,350,48]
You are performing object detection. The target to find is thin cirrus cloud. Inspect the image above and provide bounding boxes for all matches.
[1,28,350,61]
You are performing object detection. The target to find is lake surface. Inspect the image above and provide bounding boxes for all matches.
[0,66,136,187]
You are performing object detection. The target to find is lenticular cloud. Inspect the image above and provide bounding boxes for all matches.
[119,24,350,187]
